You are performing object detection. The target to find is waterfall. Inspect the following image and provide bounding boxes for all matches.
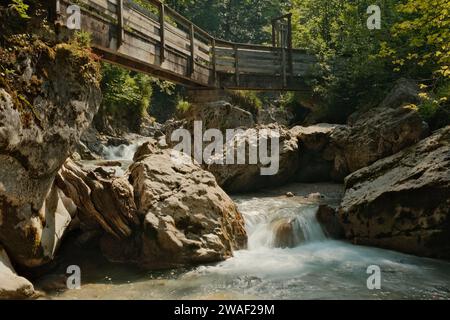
[238,199,327,250]
[102,143,140,161]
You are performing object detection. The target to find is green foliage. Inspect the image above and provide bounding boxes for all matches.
[415,82,450,130]
[100,63,153,131]
[9,0,29,19]
[72,31,92,47]
[229,90,262,116]
[289,0,449,124]
[380,0,450,81]
[164,0,290,43]
[291,0,398,121]
[176,98,191,113]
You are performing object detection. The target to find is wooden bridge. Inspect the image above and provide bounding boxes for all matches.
[52,0,316,91]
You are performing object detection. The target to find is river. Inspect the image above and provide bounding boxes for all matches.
[45,143,450,300]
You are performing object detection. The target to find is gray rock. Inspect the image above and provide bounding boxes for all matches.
[339,126,450,259]
[379,78,421,109]
[207,124,299,193]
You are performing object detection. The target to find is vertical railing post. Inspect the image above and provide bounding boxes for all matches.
[211,38,217,86]
[48,0,61,24]
[189,23,195,76]
[117,0,124,48]
[281,23,287,88]
[159,2,166,63]
[234,44,239,87]
[287,13,293,80]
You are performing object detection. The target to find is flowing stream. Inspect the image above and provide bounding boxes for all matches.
[49,184,450,300]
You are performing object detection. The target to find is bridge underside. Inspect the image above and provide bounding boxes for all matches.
[55,0,315,91]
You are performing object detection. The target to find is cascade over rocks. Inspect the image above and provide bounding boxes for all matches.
[339,126,450,259]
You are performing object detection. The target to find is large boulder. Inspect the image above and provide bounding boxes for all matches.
[257,106,294,126]
[0,246,35,299]
[379,78,420,110]
[290,124,339,182]
[180,101,255,131]
[339,126,450,259]
[207,124,299,193]
[58,149,248,270]
[0,41,101,268]
[327,106,429,180]
[108,149,247,269]
[290,104,428,183]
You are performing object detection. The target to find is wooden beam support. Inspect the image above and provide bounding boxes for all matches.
[189,23,195,76]
[159,2,166,63]
[117,0,124,48]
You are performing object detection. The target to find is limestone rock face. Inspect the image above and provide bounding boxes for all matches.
[257,107,294,126]
[207,124,299,193]
[181,101,255,131]
[0,246,35,299]
[0,44,101,268]
[339,127,450,259]
[379,78,420,110]
[56,159,140,239]
[328,106,429,180]
[290,107,429,183]
[291,124,339,182]
[123,149,247,269]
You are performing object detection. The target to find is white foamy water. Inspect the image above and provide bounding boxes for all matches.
[51,190,450,300]
[102,143,140,161]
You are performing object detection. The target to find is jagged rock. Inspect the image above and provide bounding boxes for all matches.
[0,246,35,299]
[132,139,160,162]
[257,107,294,126]
[316,205,344,239]
[56,159,140,239]
[339,126,450,259]
[290,124,339,182]
[180,101,255,131]
[290,107,429,183]
[104,148,247,269]
[379,78,420,110]
[327,106,429,180]
[59,149,248,269]
[207,124,299,193]
[0,41,101,268]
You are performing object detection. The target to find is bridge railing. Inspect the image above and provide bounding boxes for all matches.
[54,0,315,89]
